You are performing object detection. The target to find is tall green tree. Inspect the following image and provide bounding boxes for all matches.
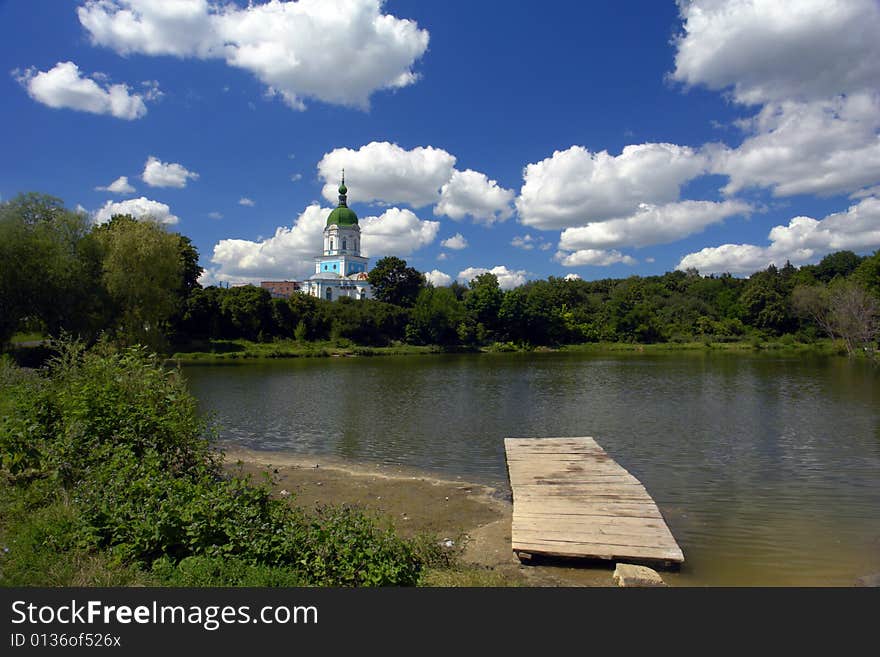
[93,216,186,350]
[463,272,503,341]
[367,256,425,307]
[0,193,103,345]
[405,286,464,346]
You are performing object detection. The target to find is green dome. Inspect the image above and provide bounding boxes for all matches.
[327,205,358,226]
[339,183,347,195]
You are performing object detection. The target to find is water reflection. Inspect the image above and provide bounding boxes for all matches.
[183,352,880,585]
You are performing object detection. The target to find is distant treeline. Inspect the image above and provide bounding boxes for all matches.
[2,192,879,355]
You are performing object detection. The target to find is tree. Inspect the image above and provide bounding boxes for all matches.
[828,280,878,356]
[93,216,186,350]
[368,256,425,307]
[793,281,878,355]
[0,193,103,345]
[852,250,880,300]
[218,285,273,341]
[814,250,863,282]
[405,286,464,346]
[464,273,503,340]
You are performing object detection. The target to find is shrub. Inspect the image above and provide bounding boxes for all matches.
[0,342,430,586]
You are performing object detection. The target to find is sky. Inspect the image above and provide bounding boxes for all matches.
[1,0,879,290]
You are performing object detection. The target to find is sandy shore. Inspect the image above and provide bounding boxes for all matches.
[222,447,614,586]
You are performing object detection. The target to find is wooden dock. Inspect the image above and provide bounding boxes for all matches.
[504,437,684,567]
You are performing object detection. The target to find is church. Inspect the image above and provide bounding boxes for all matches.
[302,175,373,301]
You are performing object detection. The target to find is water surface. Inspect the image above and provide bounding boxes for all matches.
[183,351,880,586]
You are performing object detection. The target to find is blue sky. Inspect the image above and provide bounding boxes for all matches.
[2,0,879,289]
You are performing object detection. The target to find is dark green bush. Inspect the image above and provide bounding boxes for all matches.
[0,343,428,586]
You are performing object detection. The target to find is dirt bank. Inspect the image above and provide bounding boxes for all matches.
[222,447,614,586]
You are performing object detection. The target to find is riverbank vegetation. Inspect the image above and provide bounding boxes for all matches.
[2,193,878,365]
[0,343,456,586]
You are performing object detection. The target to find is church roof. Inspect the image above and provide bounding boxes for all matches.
[327,174,358,226]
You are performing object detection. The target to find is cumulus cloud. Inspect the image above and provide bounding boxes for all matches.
[677,196,880,274]
[360,208,439,257]
[670,1,880,200]
[78,0,429,110]
[671,0,880,106]
[239,197,255,207]
[554,249,636,267]
[13,61,153,119]
[441,233,467,250]
[95,175,135,194]
[142,156,199,188]
[318,141,455,207]
[511,234,552,251]
[425,269,452,287]
[208,203,329,283]
[435,169,514,224]
[516,144,708,229]
[206,203,438,284]
[563,273,581,281]
[93,196,179,225]
[457,265,527,290]
[710,93,880,198]
[557,200,751,251]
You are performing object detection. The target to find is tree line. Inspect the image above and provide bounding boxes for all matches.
[2,192,878,355]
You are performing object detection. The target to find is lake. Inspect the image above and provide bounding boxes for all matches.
[182,351,880,586]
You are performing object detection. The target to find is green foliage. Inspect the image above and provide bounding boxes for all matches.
[368,256,426,308]
[406,286,464,346]
[0,343,430,586]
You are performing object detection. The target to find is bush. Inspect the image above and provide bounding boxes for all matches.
[0,342,430,586]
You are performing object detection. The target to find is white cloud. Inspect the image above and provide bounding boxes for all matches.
[142,156,199,188]
[440,233,467,250]
[554,249,637,267]
[290,173,302,182]
[78,0,429,110]
[563,273,581,281]
[208,211,222,220]
[206,203,439,284]
[435,169,514,224]
[318,141,455,207]
[239,197,255,207]
[710,93,880,198]
[425,270,452,287]
[93,196,179,225]
[436,252,448,261]
[511,235,536,250]
[14,61,152,120]
[516,144,708,229]
[670,1,880,200]
[557,200,751,250]
[671,0,880,106]
[360,208,439,257]
[208,203,329,283]
[511,234,553,251]
[677,196,880,274]
[457,265,527,290]
[95,175,135,194]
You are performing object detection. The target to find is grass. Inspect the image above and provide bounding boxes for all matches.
[557,338,843,355]
[171,338,445,362]
[9,332,45,344]
[169,336,852,363]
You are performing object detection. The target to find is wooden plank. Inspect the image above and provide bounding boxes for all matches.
[505,437,684,566]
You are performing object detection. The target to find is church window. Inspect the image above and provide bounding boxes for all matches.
[330,239,334,250]
[326,288,332,301]
[342,239,347,251]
